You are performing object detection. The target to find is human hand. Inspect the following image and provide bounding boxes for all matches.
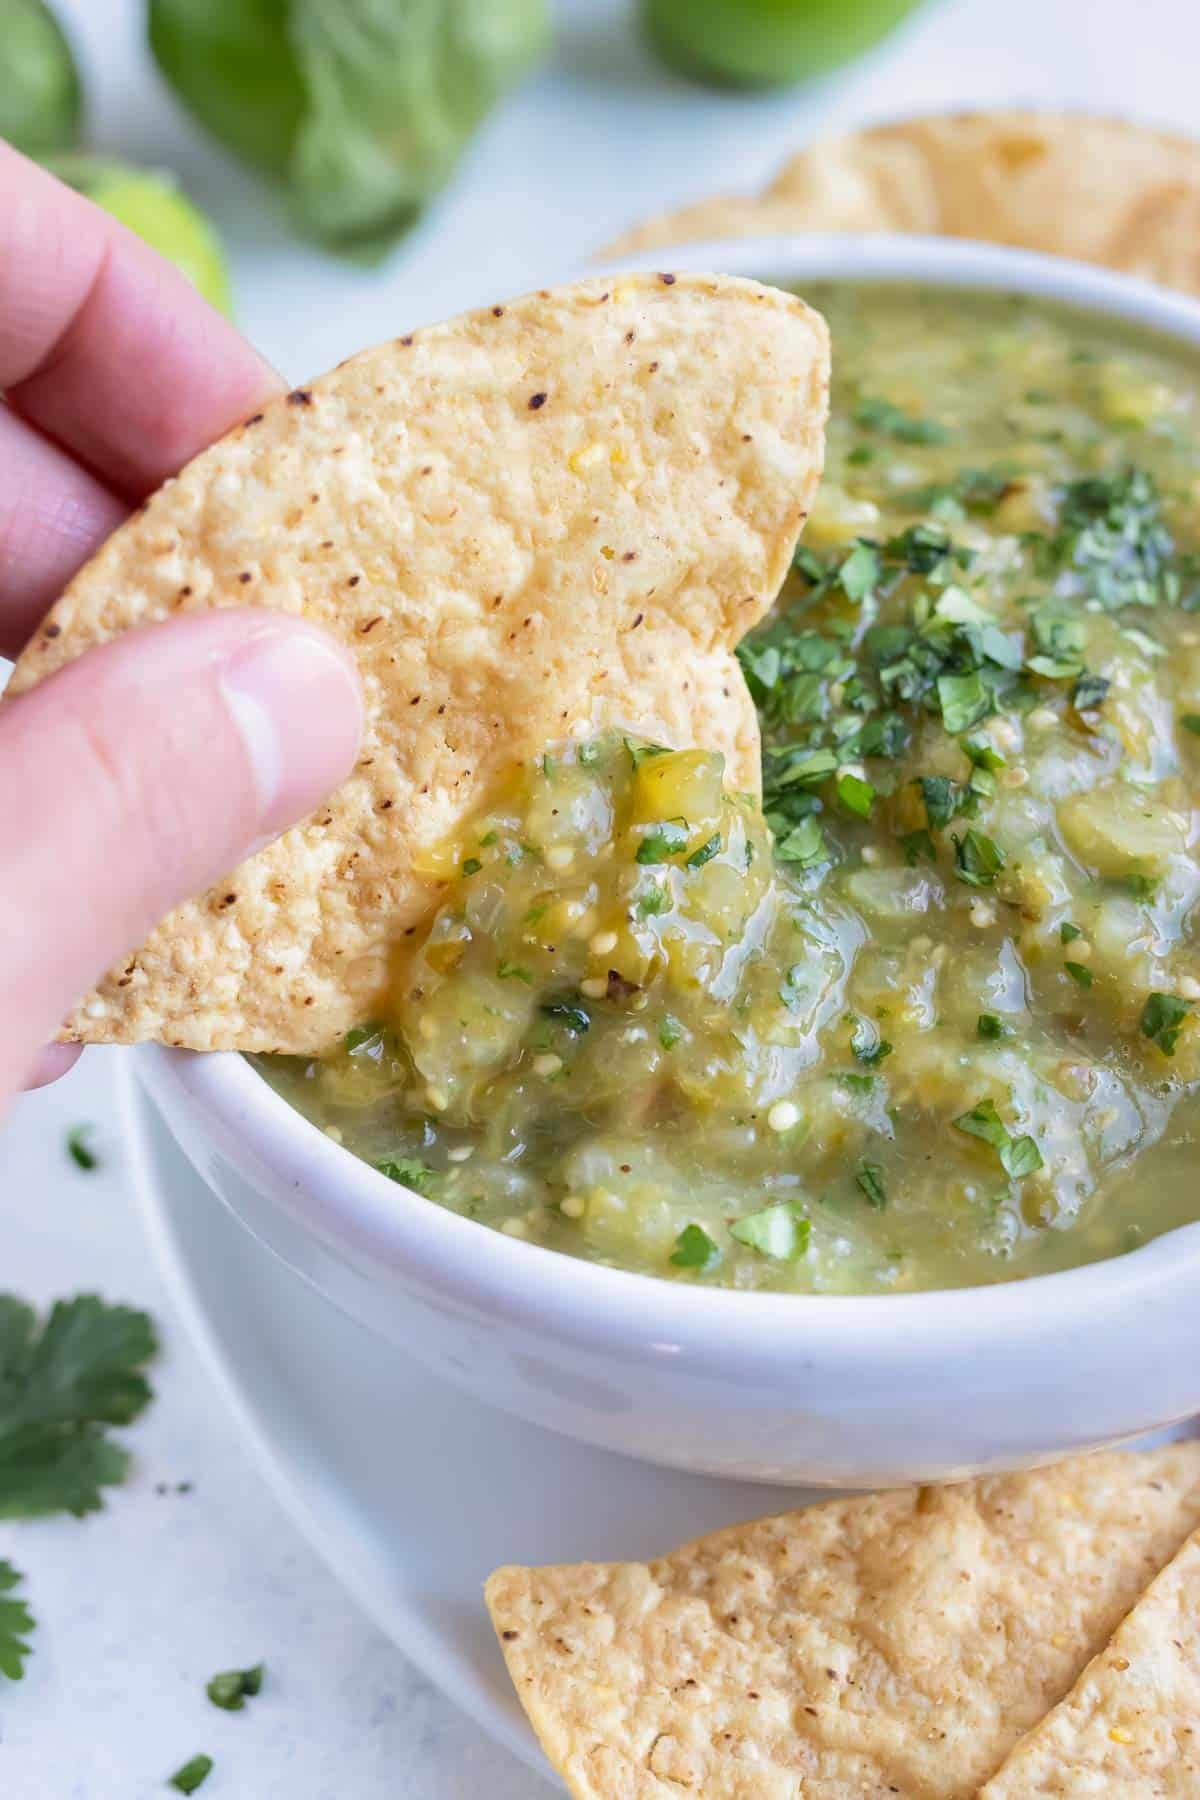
[0,144,364,1106]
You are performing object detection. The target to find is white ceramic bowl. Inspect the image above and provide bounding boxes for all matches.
[142,235,1200,1488]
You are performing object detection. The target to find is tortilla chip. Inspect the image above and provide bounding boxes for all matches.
[486,1443,1200,1799]
[602,110,1200,298]
[5,273,828,1053]
[980,1526,1200,1797]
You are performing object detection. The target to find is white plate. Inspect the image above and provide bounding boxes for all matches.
[121,1068,825,1781]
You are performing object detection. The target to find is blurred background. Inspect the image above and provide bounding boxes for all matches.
[4,1,1200,1795]
[7,0,1197,380]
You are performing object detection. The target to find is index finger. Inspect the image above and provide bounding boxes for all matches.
[0,143,283,499]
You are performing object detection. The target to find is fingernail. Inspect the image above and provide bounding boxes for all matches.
[220,625,363,837]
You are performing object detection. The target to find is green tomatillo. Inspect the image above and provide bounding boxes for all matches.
[641,0,927,88]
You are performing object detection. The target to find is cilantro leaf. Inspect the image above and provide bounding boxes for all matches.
[730,1203,811,1261]
[1065,961,1094,989]
[1181,713,1200,735]
[1141,991,1191,1057]
[0,1296,157,1519]
[774,816,829,868]
[635,820,689,864]
[169,1755,214,1794]
[899,828,937,866]
[918,775,958,830]
[658,1014,684,1050]
[669,1225,721,1273]
[938,670,992,735]
[953,1099,1043,1180]
[1060,921,1082,944]
[838,542,880,602]
[977,1014,1008,1040]
[855,1162,887,1210]
[686,833,722,869]
[376,1157,435,1194]
[207,1663,264,1711]
[0,1560,35,1681]
[836,773,875,818]
[1072,673,1110,712]
[952,829,1005,887]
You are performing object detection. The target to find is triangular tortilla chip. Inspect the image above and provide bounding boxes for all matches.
[980,1524,1200,1797]
[603,111,1200,300]
[486,1444,1200,1799]
[5,273,828,1053]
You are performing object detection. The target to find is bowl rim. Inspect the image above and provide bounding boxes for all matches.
[145,232,1200,1367]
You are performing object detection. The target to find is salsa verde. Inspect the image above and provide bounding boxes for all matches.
[262,286,1200,1292]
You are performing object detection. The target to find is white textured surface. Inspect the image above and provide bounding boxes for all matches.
[6,0,1200,1793]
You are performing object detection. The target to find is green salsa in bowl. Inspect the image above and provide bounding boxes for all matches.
[261,279,1200,1298]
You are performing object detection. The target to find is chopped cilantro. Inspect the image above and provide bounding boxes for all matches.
[918,775,958,830]
[953,1098,1042,1180]
[635,820,689,864]
[855,1162,887,1210]
[730,1202,811,1261]
[1064,961,1094,989]
[938,670,991,734]
[0,1561,34,1681]
[206,1663,264,1712]
[836,773,875,818]
[845,443,875,466]
[1123,873,1160,902]
[65,1125,98,1172]
[625,739,670,770]
[669,1225,721,1272]
[851,1023,892,1066]
[658,1015,684,1050]
[169,1755,214,1794]
[540,1000,590,1034]
[1060,921,1082,944]
[478,830,498,846]
[1181,714,1200,735]
[1003,1135,1044,1180]
[952,829,1005,887]
[964,737,1005,770]
[344,1022,384,1052]
[635,884,670,918]
[774,816,829,868]
[854,395,950,445]
[1053,467,1175,611]
[496,959,533,982]
[839,1072,876,1095]
[460,857,482,876]
[1072,673,1110,712]
[839,542,880,602]
[0,1296,157,1519]
[686,833,721,869]
[376,1158,434,1194]
[577,742,600,766]
[1140,991,1190,1057]
[899,828,937,866]
[977,1014,1008,1040]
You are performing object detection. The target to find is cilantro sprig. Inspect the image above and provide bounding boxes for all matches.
[0,1295,157,1520]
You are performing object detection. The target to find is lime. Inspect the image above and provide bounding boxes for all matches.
[44,156,233,317]
[642,0,926,87]
[0,0,83,155]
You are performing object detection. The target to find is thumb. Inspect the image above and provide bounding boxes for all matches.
[0,610,363,1095]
